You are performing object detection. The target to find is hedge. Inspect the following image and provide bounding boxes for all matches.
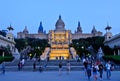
[103,55,120,64]
[0,56,14,64]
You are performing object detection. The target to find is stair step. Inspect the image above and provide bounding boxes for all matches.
[4,59,85,71]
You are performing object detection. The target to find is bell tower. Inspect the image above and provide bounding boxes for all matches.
[104,24,112,40]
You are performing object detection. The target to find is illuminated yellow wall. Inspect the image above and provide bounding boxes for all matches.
[48,30,72,60]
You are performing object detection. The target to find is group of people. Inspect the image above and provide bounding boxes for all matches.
[59,61,71,75]
[83,58,114,81]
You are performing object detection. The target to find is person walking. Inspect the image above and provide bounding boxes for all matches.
[98,62,104,81]
[66,61,71,74]
[59,61,62,75]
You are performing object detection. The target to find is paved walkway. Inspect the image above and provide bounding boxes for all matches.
[0,71,120,81]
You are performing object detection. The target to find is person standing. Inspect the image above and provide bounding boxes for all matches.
[83,59,88,76]
[66,61,71,74]
[33,62,36,71]
[18,61,21,71]
[2,62,5,74]
[21,58,25,66]
[105,60,111,80]
[86,61,92,80]
[39,64,43,72]
[43,62,47,71]
[92,63,98,81]
[59,61,62,75]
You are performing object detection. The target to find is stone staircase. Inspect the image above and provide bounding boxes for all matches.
[4,60,84,71]
[2,59,120,72]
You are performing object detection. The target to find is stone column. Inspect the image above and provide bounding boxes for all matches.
[2,52,4,57]
[114,51,116,56]
[118,49,120,55]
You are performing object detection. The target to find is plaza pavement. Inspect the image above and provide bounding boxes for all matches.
[0,71,120,81]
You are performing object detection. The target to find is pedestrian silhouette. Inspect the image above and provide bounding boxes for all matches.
[2,62,5,74]
[59,61,62,75]
[33,62,36,71]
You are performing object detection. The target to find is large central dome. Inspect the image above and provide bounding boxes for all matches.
[55,15,65,31]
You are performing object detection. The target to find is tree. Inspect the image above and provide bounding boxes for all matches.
[102,45,113,55]
[15,38,50,58]
[71,36,105,58]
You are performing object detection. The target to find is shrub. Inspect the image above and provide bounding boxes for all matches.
[0,56,14,64]
[103,55,120,64]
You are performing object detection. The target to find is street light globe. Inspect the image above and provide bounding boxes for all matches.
[81,46,84,49]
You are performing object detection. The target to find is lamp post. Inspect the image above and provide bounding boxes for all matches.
[81,46,85,58]
[76,42,80,54]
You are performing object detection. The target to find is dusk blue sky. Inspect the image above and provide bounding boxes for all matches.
[0,0,120,37]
